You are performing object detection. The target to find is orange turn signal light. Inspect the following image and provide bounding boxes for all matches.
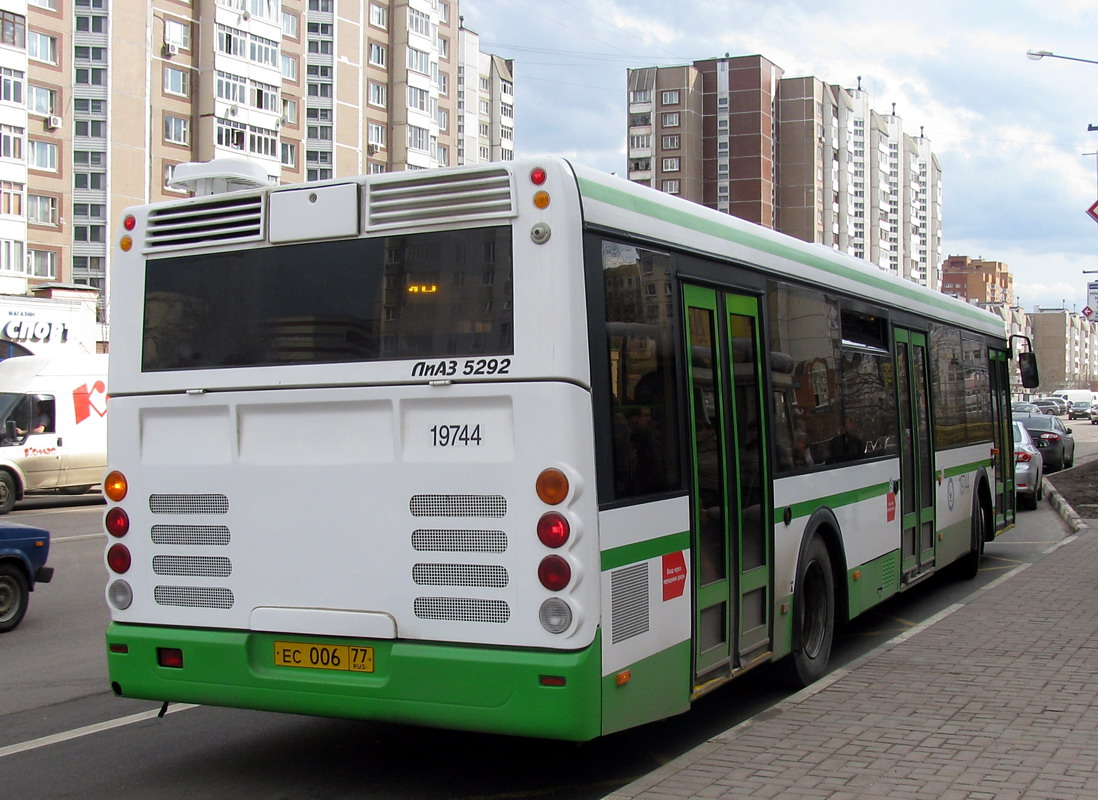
[104,470,128,502]
[536,468,569,505]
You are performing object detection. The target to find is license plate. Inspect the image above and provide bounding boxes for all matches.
[274,641,374,673]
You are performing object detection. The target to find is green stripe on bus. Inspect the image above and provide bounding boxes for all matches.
[577,178,995,330]
[601,530,691,571]
[777,481,892,522]
[940,459,993,479]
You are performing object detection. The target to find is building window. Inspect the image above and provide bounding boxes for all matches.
[408,85,428,112]
[74,224,106,242]
[662,134,680,149]
[0,124,24,160]
[27,249,55,278]
[282,11,299,38]
[1,68,23,105]
[369,42,386,68]
[368,82,386,108]
[369,3,388,29]
[27,85,54,115]
[164,114,189,145]
[27,139,57,171]
[408,125,429,152]
[75,68,107,86]
[281,55,298,81]
[629,134,651,150]
[662,157,680,172]
[27,194,56,225]
[407,47,429,75]
[1,12,26,49]
[0,181,23,216]
[164,66,190,97]
[27,31,56,63]
[281,97,297,124]
[408,8,430,36]
[280,141,296,168]
[662,180,680,194]
[661,112,679,127]
[75,15,107,33]
[75,119,106,137]
[216,71,246,103]
[0,239,24,273]
[629,90,651,104]
[661,90,679,105]
[368,122,385,146]
[164,18,190,50]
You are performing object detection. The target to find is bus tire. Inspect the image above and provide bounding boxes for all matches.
[780,534,835,688]
[0,472,15,515]
[0,562,29,633]
[956,492,987,580]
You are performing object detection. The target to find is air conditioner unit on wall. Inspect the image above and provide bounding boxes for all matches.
[46,115,62,130]
[164,42,179,57]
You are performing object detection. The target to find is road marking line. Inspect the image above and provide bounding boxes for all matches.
[0,704,198,759]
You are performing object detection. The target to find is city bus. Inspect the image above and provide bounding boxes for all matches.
[103,158,1034,740]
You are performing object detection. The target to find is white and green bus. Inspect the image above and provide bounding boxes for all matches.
[103,158,1032,740]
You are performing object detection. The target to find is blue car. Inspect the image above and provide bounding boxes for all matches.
[0,522,53,632]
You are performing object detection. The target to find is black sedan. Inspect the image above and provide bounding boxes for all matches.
[1013,412,1076,472]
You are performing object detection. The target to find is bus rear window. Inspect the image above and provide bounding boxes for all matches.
[141,227,513,371]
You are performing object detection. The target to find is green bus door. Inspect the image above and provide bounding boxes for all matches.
[989,349,1014,528]
[895,328,936,580]
[683,285,772,686]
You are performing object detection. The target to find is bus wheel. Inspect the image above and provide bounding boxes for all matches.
[781,534,834,688]
[956,496,987,580]
[0,473,15,515]
[0,563,29,633]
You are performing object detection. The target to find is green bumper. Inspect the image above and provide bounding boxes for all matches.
[107,622,604,741]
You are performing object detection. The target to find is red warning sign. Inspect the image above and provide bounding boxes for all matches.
[886,491,897,522]
[662,551,687,601]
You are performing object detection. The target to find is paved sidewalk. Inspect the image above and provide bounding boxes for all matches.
[606,501,1098,799]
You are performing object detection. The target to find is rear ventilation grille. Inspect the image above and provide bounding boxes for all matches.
[610,563,650,644]
[368,169,514,229]
[150,494,229,515]
[412,563,508,588]
[145,195,264,251]
[411,529,507,553]
[151,524,231,546]
[414,597,509,623]
[409,495,506,518]
[153,555,232,578]
[154,586,234,609]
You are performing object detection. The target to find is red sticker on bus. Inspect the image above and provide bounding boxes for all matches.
[662,551,687,601]
[886,491,897,522]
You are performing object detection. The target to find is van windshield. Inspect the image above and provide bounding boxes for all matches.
[0,393,29,443]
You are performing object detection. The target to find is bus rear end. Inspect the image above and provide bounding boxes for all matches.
[104,161,608,740]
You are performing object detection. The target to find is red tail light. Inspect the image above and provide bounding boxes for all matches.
[538,555,571,591]
[105,507,130,537]
[537,512,570,548]
[107,543,131,574]
[1015,451,1032,463]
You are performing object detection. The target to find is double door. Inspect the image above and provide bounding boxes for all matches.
[683,286,771,683]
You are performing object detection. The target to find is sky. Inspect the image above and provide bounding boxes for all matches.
[461,0,1098,312]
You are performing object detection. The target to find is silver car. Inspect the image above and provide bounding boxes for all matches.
[1012,420,1044,510]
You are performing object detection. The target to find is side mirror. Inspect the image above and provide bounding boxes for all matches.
[1018,351,1040,389]
[3,420,15,441]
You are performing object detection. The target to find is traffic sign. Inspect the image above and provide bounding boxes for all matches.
[1088,199,1098,224]
[1085,306,1094,318]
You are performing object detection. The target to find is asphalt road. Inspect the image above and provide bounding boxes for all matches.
[1,426,1092,800]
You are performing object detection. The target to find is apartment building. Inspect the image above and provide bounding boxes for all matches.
[941,255,1015,305]
[626,56,943,289]
[1029,308,1098,393]
[0,0,513,351]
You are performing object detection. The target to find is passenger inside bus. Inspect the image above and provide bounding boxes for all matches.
[827,415,865,463]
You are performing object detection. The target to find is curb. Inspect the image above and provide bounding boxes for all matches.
[1043,474,1090,533]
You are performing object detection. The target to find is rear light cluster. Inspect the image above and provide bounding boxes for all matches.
[1015,450,1033,463]
[104,470,133,610]
[535,467,575,634]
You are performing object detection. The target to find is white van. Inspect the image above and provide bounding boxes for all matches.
[1051,389,1096,407]
[0,354,108,514]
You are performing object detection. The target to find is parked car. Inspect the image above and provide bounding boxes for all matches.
[1044,397,1070,415]
[1012,402,1041,414]
[0,521,53,632]
[1068,400,1093,420]
[1030,398,1062,415]
[1091,405,1098,425]
[1012,420,1044,510]
[1013,413,1076,472]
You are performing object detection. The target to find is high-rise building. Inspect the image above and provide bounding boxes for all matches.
[1,0,514,351]
[626,56,943,289]
[941,255,1015,305]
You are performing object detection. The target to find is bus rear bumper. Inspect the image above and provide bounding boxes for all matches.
[106,622,604,741]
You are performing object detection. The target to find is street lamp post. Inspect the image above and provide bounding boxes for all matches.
[1027,49,1098,66]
